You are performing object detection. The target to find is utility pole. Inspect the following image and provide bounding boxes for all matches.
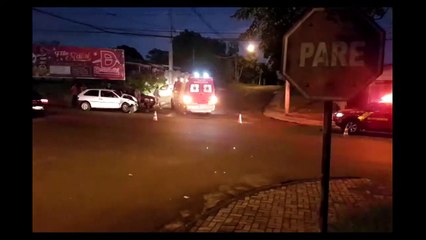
[276,71,290,112]
[234,55,238,82]
[258,69,263,85]
[192,47,195,69]
[168,8,174,85]
[284,80,290,114]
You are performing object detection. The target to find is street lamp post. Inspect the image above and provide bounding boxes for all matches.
[247,43,263,85]
[234,55,239,83]
[218,42,258,83]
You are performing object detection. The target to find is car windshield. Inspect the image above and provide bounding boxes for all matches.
[113,90,122,96]
[123,94,134,100]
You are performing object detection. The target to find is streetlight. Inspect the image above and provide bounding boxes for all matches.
[215,41,258,83]
[234,43,256,82]
[245,42,263,85]
[246,43,255,53]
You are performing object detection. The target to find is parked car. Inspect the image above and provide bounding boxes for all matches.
[333,100,392,135]
[32,90,48,115]
[77,89,138,113]
[139,93,156,112]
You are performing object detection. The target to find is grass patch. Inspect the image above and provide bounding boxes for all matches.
[224,83,282,112]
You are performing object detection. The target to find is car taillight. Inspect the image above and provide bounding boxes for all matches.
[379,93,392,103]
[41,99,48,104]
[209,95,218,105]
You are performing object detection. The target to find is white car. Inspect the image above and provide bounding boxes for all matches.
[77,89,138,113]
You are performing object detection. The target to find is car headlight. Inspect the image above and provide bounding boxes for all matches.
[183,95,192,104]
[335,112,344,118]
[209,95,218,105]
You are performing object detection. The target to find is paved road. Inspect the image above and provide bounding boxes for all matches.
[32,103,392,232]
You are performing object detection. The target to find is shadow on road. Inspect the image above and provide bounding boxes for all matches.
[331,128,392,139]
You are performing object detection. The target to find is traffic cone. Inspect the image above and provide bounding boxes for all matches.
[153,111,158,121]
[343,126,349,136]
[238,113,243,124]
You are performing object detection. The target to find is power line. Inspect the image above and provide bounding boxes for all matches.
[33,8,243,39]
[32,28,171,38]
[62,10,234,16]
[33,25,241,39]
[103,27,242,35]
[33,8,107,32]
[32,8,172,39]
[33,28,239,42]
[191,8,222,38]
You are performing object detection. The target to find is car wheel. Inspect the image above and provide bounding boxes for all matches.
[344,120,360,135]
[121,103,130,113]
[80,101,91,111]
[128,105,137,114]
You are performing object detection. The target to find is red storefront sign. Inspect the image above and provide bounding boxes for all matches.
[32,45,125,80]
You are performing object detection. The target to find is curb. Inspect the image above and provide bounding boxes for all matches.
[179,176,363,232]
[264,109,323,126]
[263,91,324,127]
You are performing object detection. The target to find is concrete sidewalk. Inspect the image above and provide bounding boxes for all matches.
[264,91,340,128]
[187,178,392,232]
[264,107,324,126]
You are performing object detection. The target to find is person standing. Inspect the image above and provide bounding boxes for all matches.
[70,83,80,108]
[153,86,161,109]
[134,88,141,103]
[81,83,87,92]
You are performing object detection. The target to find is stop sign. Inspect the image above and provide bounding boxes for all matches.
[283,8,385,101]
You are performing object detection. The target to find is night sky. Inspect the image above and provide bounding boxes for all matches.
[32,7,393,64]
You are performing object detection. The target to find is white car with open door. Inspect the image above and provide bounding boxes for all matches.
[78,89,138,113]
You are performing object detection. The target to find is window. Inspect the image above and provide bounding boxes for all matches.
[203,84,212,93]
[84,90,99,97]
[190,84,199,93]
[113,90,122,96]
[101,90,118,98]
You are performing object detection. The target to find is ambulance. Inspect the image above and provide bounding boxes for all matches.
[171,71,218,114]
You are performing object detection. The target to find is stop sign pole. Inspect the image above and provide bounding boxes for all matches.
[282,8,385,232]
[320,100,332,232]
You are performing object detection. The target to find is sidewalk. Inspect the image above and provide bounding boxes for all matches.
[264,90,326,127]
[187,178,392,232]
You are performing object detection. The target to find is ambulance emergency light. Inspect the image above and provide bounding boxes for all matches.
[192,71,210,78]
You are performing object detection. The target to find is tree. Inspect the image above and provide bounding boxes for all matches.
[172,29,231,84]
[227,41,239,56]
[127,72,167,95]
[236,53,259,83]
[116,45,146,63]
[232,7,389,72]
[146,48,169,65]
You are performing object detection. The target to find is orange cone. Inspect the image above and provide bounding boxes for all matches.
[343,126,349,136]
[153,111,158,121]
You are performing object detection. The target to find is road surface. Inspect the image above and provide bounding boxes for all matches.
[32,89,392,232]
